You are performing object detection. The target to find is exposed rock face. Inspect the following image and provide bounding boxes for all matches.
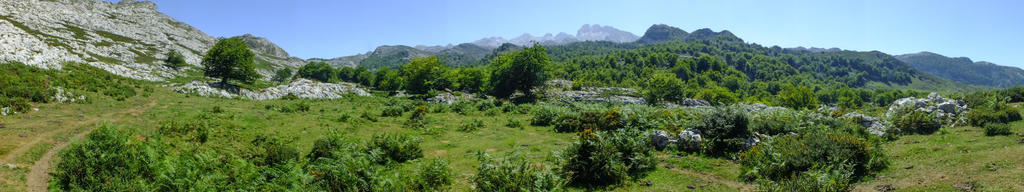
[741,103,786,112]
[886,92,970,125]
[576,24,639,43]
[680,99,712,107]
[549,87,646,105]
[0,0,302,81]
[426,92,475,105]
[677,129,703,151]
[0,0,216,81]
[843,112,895,137]
[471,24,639,48]
[172,79,370,100]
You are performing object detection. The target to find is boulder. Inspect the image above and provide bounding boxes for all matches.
[927,92,945,103]
[680,98,711,107]
[647,130,673,150]
[677,129,703,151]
[172,79,370,100]
[843,112,895,137]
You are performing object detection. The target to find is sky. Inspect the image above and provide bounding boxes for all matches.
[108,0,1024,67]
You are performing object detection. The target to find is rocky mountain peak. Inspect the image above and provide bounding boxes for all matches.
[236,34,291,59]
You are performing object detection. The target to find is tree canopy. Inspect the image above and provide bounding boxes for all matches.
[488,44,549,99]
[202,37,259,84]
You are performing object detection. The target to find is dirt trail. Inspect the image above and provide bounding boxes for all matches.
[25,101,156,192]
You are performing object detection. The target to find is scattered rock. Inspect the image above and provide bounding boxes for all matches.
[679,98,711,107]
[0,123,5,128]
[663,164,675,169]
[426,92,463,105]
[18,133,26,138]
[886,93,969,125]
[640,180,653,186]
[677,129,703,151]
[172,79,370,100]
[843,112,895,137]
[4,164,15,169]
[875,184,897,192]
[743,103,786,112]
[687,185,696,189]
[903,165,914,169]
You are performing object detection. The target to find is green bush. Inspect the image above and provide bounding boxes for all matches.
[360,111,379,122]
[404,105,429,129]
[157,120,211,143]
[451,99,474,115]
[749,110,805,136]
[381,105,406,117]
[692,107,751,156]
[473,154,563,192]
[459,119,485,132]
[984,123,1012,136]
[890,107,941,134]
[414,158,453,190]
[530,105,563,126]
[756,165,854,192]
[966,99,1022,127]
[560,129,656,187]
[552,107,623,133]
[739,130,887,190]
[251,136,300,166]
[52,124,158,191]
[505,118,522,128]
[307,149,379,191]
[0,96,30,114]
[368,133,423,163]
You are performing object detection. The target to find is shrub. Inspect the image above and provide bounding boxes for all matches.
[308,150,379,191]
[984,123,1012,136]
[749,110,805,136]
[476,98,499,112]
[473,154,563,192]
[966,99,1022,127]
[459,119,485,132]
[756,165,854,192]
[414,158,453,190]
[692,107,751,156]
[451,99,474,115]
[252,136,300,166]
[164,50,187,70]
[484,107,501,116]
[52,124,158,191]
[368,133,423,163]
[739,130,887,190]
[157,120,211,143]
[360,111,379,122]
[552,107,623,133]
[505,119,522,129]
[405,105,429,129]
[530,105,563,126]
[381,105,406,117]
[0,96,30,114]
[890,107,941,134]
[560,129,656,187]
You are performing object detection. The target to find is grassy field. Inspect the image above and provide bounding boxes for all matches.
[1,86,1022,191]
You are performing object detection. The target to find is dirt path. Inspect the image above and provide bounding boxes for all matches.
[25,101,156,192]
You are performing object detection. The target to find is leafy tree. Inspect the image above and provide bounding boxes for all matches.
[695,85,738,105]
[452,67,486,93]
[202,37,260,84]
[164,50,187,70]
[272,68,293,83]
[297,62,334,82]
[488,44,549,99]
[777,84,817,109]
[642,72,685,105]
[374,68,402,93]
[401,56,448,95]
[837,87,864,109]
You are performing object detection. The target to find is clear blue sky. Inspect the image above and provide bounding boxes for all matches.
[109,0,1023,67]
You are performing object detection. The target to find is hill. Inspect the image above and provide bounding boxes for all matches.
[0,0,302,81]
[896,52,1024,88]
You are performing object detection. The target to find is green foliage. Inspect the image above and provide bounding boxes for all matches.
[777,84,817,110]
[52,124,157,191]
[164,50,187,70]
[505,118,522,128]
[530,105,565,126]
[692,107,751,156]
[749,109,806,136]
[404,105,429,129]
[373,67,403,93]
[890,106,941,134]
[272,68,293,83]
[459,119,485,132]
[202,37,260,84]
[297,62,334,83]
[251,136,300,166]
[401,56,450,95]
[368,133,423,163]
[739,130,888,191]
[983,123,1012,136]
[488,44,549,100]
[966,96,1022,127]
[695,85,739,105]
[265,101,311,113]
[473,154,563,192]
[641,71,686,105]
[1,62,142,113]
[451,67,487,93]
[415,158,453,191]
[560,129,657,187]
[553,107,624,133]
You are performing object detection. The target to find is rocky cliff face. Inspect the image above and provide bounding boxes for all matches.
[0,0,304,81]
[0,0,216,80]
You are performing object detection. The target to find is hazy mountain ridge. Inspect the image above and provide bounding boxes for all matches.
[896,52,1024,88]
[637,24,742,44]
[471,24,639,48]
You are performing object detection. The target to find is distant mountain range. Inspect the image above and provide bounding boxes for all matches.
[1,0,1020,90]
[896,52,1024,88]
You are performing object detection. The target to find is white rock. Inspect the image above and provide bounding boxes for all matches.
[677,129,702,151]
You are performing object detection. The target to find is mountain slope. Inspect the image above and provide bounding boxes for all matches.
[636,24,742,44]
[0,0,215,80]
[234,34,306,78]
[895,52,1024,88]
